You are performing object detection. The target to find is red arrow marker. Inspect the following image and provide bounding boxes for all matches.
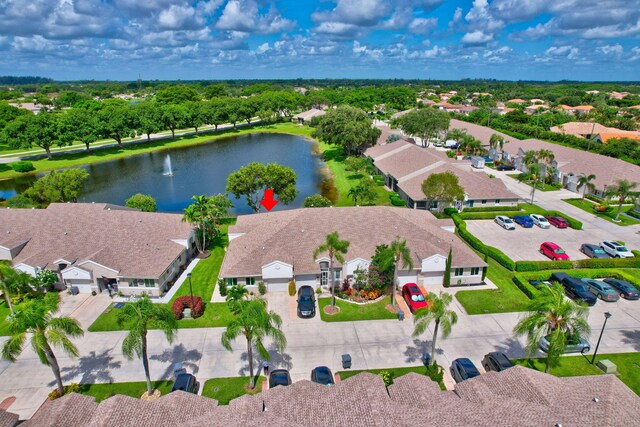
[259,189,279,211]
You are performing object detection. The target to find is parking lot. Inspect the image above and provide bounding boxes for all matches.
[466,219,593,261]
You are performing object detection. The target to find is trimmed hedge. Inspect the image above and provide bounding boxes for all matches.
[515,260,573,272]
[171,296,204,320]
[390,196,406,207]
[628,210,640,220]
[459,207,582,230]
[512,275,539,299]
[443,207,458,216]
[515,256,640,272]
[9,161,35,172]
[463,206,521,213]
[452,214,516,271]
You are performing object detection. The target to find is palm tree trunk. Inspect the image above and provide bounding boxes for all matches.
[531,178,537,204]
[42,338,64,395]
[431,319,440,365]
[545,357,551,374]
[329,254,335,309]
[201,221,207,253]
[616,201,623,221]
[2,283,14,316]
[142,331,153,396]
[247,338,255,389]
[391,260,398,307]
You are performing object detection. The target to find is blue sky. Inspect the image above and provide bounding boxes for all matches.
[1,0,639,81]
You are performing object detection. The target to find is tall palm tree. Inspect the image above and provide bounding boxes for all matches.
[514,283,590,373]
[0,263,33,316]
[537,149,555,184]
[577,173,596,202]
[221,299,286,389]
[489,133,504,152]
[313,232,350,310]
[606,179,638,221]
[522,150,541,203]
[2,293,83,396]
[412,291,458,366]
[446,128,467,144]
[380,237,413,307]
[182,195,211,254]
[117,296,177,396]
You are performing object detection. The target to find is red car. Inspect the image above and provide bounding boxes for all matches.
[546,216,568,228]
[402,283,427,313]
[540,242,570,260]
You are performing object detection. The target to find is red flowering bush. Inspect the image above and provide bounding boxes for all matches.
[172,296,204,319]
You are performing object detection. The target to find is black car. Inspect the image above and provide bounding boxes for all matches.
[603,278,640,300]
[558,276,598,306]
[496,163,516,171]
[528,280,552,288]
[580,243,610,259]
[171,373,199,394]
[269,369,292,388]
[310,366,335,386]
[297,285,316,318]
[481,352,514,373]
[450,358,481,383]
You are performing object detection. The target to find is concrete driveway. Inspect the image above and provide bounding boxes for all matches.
[466,219,596,261]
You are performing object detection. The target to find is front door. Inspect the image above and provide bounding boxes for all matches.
[320,261,329,287]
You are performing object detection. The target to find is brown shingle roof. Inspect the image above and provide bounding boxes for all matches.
[373,144,447,179]
[220,206,486,278]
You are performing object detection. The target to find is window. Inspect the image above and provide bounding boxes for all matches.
[130,279,139,287]
[471,267,480,275]
[481,200,487,205]
[495,200,500,205]
[144,279,155,287]
[334,270,341,280]
[245,277,255,286]
[454,268,464,276]
[227,278,238,286]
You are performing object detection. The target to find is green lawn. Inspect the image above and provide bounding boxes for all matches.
[0,300,11,336]
[201,376,264,405]
[318,295,398,322]
[455,246,531,315]
[506,174,561,192]
[514,352,640,396]
[336,365,446,390]
[563,198,640,226]
[88,222,235,332]
[65,380,173,402]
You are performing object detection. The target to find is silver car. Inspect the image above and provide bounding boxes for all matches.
[530,214,551,229]
[495,215,516,230]
[539,335,591,354]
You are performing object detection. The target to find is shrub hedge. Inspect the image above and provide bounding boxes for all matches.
[452,214,516,271]
[628,210,640,220]
[514,256,640,272]
[443,207,458,215]
[390,196,406,207]
[458,207,582,230]
[171,296,204,320]
[462,206,521,213]
[9,161,35,172]
[515,260,573,272]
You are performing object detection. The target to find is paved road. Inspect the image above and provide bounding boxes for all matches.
[1,290,639,419]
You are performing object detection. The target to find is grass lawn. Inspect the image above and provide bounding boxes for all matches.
[318,295,398,322]
[563,198,640,227]
[506,174,561,192]
[0,300,11,336]
[336,365,446,390]
[201,376,264,405]
[88,222,235,332]
[65,380,173,403]
[514,352,640,396]
[455,245,531,315]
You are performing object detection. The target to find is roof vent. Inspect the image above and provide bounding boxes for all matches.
[64,232,68,235]
[592,397,599,403]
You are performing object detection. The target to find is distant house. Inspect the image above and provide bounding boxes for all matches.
[610,91,630,99]
[524,104,549,115]
[8,102,49,114]
[594,133,640,144]
[507,98,526,104]
[550,122,640,141]
[291,108,326,124]
[0,204,195,296]
[560,105,594,115]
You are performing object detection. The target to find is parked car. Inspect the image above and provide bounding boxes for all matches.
[433,141,443,147]
[170,373,199,394]
[603,278,640,300]
[450,358,481,383]
[481,352,514,373]
[580,243,610,259]
[540,334,591,354]
[495,215,516,230]
[600,240,635,258]
[528,280,552,288]
[444,140,458,149]
[269,369,292,388]
[552,274,597,306]
[297,285,316,318]
[402,283,427,313]
[513,215,534,228]
[496,163,515,171]
[546,216,569,228]
[581,278,620,302]
[540,242,570,261]
[530,214,551,229]
[310,366,335,386]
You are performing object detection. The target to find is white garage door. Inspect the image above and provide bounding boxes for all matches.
[421,272,444,286]
[397,272,418,286]
[267,278,290,292]
[73,284,93,294]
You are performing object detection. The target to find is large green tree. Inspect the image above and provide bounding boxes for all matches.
[313,232,350,310]
[606,179,638,221]
[134,102,164,142]
[0,262,34,316]
[162,104,188,138]
[221,299,287,389]
[59,108,99,152]
[155,86,201,104]
[226,162,298,213]
[421,171,465,212]
[24,168,90,205]
[311,106,381,155]
[96,104,137,147]
[379,238,414,307]
[412,291,458,366]
[3,112,70,159]
[397,108,450,147]
[118,296,178,396]
[303,194,333,208]
[2,293,84,396]
[125,193,157,212]
[182,194,233,253]
[513,283,590,373]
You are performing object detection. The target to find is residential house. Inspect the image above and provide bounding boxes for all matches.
[560,105,594,115]
[8,366,640,427]
[507,98,526,104]
[594,133,640,144]
[524,104,549,115]
[219,206,487,291]
[291,108,325,124]
[0,203,195,296]
[610,91,630,99]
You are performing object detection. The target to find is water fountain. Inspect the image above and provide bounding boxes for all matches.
[162,154,174,176]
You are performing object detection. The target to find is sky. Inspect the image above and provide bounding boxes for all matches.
[1,0,640,81]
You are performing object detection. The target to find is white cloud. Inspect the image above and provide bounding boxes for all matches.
[158,5,203,30]
[545,45,580,60]
[255,42,271,54]
[408,18,438,34]
[216,0,295,34]
[597,43,623,56]
[461,30,493,45]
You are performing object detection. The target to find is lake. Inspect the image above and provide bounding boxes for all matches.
[0,133,331,214]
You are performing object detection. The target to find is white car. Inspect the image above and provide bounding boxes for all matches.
[600,240,634,258]
[530,214,551,229]
[495,215,516,230]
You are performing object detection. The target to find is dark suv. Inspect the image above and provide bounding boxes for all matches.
[297,285,316,318]
[482,352,514,372]
[171,373,199,394]
[551,273,597,306]
[269,369,292,388]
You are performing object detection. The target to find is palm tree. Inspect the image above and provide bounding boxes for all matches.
[606,179,638,221]
[380,237,413,307]
[513,283,590,373]
[489,133,504,152]
[313,232,350,310]
[577,173,596,202]
[412,291,458,366]
[537,149,555,184]
[0,263,33,316]
[182,195,211,254]
[221,299,286,389]
[522,150,541,203]
[2,293,83,396]
[117,296,177,396]
[446,128,466,144]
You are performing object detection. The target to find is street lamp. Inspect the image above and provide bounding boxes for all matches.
[591,312,612,365]
[187,272,195,318]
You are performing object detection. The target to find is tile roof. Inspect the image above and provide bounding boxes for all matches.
[220,206,486,278]
[292,109,326,121]
[598,133,640,143]
[373,144,448,179]
[550,122,613,135]
[7,367,640,427]
[0,203,193,278]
